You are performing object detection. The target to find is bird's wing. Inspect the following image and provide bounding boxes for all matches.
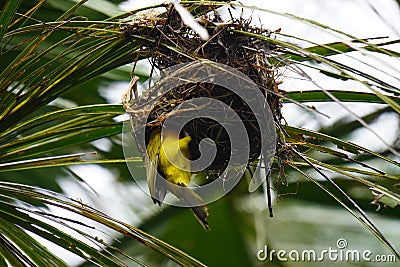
[146,129,166,205]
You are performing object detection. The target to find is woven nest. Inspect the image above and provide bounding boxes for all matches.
[123,4,283,173]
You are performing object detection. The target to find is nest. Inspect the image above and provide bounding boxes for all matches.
[123,3,283,173]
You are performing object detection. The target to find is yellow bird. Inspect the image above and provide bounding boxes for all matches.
[146,128,209,229]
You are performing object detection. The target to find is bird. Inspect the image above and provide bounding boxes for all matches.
[145,127,209,229]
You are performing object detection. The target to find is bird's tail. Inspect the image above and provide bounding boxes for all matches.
[190,205,209,230]
[171,183,209,230]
